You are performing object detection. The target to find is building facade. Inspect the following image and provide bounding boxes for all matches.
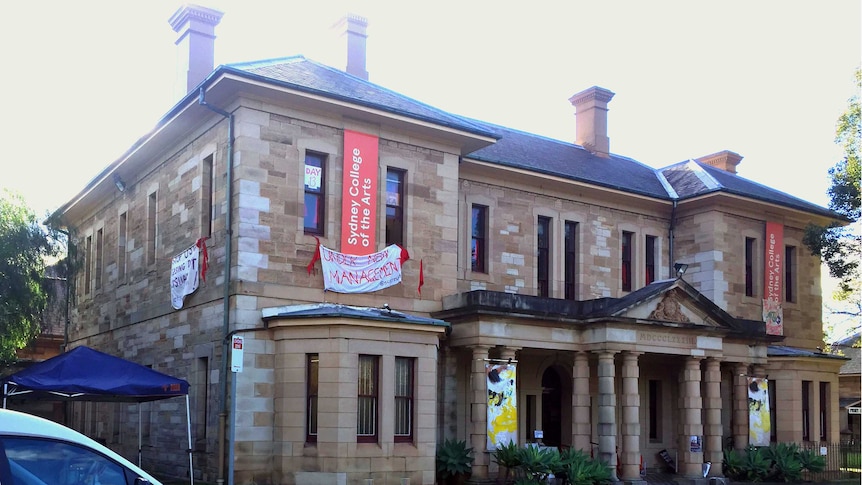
[47,5,847,485]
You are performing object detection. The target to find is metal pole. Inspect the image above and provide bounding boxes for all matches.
[186,395,194,485]
[227,373,236,485]
[138,403,143,467]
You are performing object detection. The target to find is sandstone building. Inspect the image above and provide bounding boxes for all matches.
[46,5,848,484]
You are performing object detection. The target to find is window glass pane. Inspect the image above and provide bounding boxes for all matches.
[307,354,319,440]
[395,357,413,438]
[304,154,325,234]
[357,355,378,438]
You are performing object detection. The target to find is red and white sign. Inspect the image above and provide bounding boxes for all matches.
[231,335,244,373]
[340,130,379,255]
[762,221,784,335]
[319,243,408,293]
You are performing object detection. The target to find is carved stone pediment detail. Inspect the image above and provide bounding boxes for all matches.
[648,289,690,323]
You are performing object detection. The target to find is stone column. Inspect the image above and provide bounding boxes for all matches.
[678,356,704,478]
[469,345,491,480]
[733,363,750,450]
[620,351,644,482]
[704,358,722,477]
[572,351,591,453]
[596,351,619,480]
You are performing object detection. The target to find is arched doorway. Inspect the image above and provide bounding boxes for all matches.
[541,367,563,447]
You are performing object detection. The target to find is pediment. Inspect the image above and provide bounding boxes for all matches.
[622,286,723,328]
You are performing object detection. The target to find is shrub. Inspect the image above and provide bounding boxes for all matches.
[517,445,560,482]
[436,438,474,480]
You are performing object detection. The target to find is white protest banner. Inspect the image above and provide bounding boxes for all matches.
[171,243,200,309]
[319,243,408,293]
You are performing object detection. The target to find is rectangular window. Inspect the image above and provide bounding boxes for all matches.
[471,205,488,273]
[622,231,633,292]
[385,168,405,246]
[537,216,551,297]
[84,235,92,295]
[785,246,796,303]
[745,237,755,297]
[394,357,414,442]
[802,380,811,441]
[95,229,103,290]
[193,357,209,451]
[118,212,127,281]
[304,153,325,235]
[648,379,662,441]
[819,382,828,441]
[357,355,378,442]
[645,235,657,285]
[147,192,157,265]
[564,221,578,300]
[201,154,215,238]
[307,354,318,443]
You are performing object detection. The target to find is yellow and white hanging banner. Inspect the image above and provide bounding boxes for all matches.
[487,363,517,450]
[748,377,771,446]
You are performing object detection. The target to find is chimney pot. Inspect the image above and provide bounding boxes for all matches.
[696,150,743,174]
[169,4,224,96]
[569,86,615,158]
[335,14,369,80]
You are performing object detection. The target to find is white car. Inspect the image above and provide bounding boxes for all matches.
[0,408,162,485]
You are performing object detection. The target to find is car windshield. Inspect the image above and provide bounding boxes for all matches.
[1,437,130,485]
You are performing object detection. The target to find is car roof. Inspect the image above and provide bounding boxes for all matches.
[0,408,162,484]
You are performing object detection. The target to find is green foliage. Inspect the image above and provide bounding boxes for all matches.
[743,446,772,482]
[764,443,803,482]
[517,445,560,482]
[559,449,612,485]
[723,447,747,481]
[805,68,861,298]
[493,440,523,469]
[723,444,829,483]
[0,190,60,364]
[797,448,826,473]
[436,438,474,479]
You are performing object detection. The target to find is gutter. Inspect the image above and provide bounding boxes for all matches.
[198,87,235,485]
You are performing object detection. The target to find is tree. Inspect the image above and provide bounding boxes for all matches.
[0,189,60,364]
[804,69,861,313]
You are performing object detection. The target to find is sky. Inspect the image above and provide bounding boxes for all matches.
[2,1,859,331]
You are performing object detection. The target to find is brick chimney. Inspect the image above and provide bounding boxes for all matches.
[696,150,743,174]
[334,14,369,80]
[169,4,224,96]
[569,86,615,158]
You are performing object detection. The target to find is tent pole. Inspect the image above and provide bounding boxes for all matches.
[138,403,143,467]
[3,382,7,409]
[186,394,194,485]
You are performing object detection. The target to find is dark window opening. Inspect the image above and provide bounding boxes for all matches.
[471,205,488,273]
[622,231,633,291]
[537,216,551,297]
[304,153,326,235]
[385,169,405,246]
[564,221,578,300]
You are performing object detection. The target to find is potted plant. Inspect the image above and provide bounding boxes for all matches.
[492,440,522,484]
[436,438,474,485]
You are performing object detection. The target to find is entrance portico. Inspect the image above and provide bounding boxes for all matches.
[434,279,777,482]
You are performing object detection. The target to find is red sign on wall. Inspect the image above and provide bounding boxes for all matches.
[762,221,784,335]
[340,130,379,255]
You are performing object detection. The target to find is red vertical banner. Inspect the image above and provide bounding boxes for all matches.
[340,130,379,255]
[762,221,784,335]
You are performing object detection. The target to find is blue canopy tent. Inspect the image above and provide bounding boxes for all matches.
[1,346,194,484]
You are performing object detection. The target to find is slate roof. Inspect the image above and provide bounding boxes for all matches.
[768,345,848,362]
[464,121,670,199]
[225,56,495,139]
[217,56,840,221]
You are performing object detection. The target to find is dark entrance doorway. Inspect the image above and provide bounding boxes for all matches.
[541,367,563,447]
